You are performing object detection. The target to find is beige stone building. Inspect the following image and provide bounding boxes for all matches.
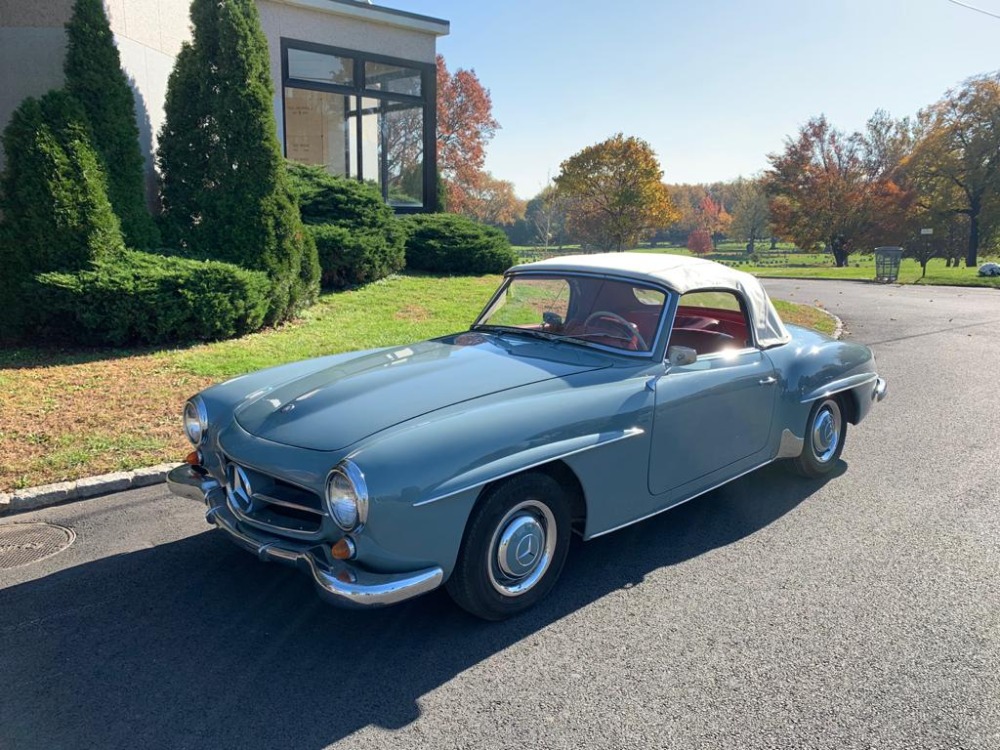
[0,0,448,210]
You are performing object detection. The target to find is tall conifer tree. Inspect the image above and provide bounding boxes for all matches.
[64,0,159,248]
[158,0,318,321]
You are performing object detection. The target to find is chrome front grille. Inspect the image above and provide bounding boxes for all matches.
[225,462,325,537]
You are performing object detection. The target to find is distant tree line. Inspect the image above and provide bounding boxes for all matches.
[767,72,1000,269]
[463,71,999,270]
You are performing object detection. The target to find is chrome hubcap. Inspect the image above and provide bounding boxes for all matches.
[488,500,556,597]
[811,403,842,463]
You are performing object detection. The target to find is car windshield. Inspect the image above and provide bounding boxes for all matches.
[475,274,667,353]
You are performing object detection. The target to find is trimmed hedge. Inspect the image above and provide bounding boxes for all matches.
[287,163,394,230]
[29,250,271,346]
[401,214,518,274]
[287,163,405,288]
[307,223,405,288]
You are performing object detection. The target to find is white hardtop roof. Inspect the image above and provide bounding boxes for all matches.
[510,252,755,295]
[509,252,792,348]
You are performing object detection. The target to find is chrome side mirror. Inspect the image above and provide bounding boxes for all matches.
[667,345,698,367]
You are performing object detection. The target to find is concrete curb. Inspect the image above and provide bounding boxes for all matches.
[0,463,180,518]
[784,301,844,340]
[827,309,845,340]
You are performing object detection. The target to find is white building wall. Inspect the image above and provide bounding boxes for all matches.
[0,27,67,172]
[104,0,191,204]
[0,0,190,198]
[0,1,75,173]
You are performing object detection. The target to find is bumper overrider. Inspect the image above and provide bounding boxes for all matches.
[874,377,888,402]
[166,465,443,608]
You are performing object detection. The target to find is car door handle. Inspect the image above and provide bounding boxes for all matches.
[759,376,777,385]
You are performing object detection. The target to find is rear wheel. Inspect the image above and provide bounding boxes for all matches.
[446,473,571,620]
[788,397,846,477]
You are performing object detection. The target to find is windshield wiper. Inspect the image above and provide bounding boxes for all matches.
[472,324,636,348]
[470,324,557,342]
[547,332,633,345]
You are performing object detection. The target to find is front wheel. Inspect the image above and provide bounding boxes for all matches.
[788,397,847,478]
[446,473,571,620]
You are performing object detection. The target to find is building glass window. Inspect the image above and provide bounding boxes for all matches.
[282,40,434,211]
[287,49,353,86]
[284,88,356,175]
[364,61,421,96]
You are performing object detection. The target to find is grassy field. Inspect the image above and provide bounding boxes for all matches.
[740,258,1000,288]
[0,273,837,492]
[516,243,1000,289]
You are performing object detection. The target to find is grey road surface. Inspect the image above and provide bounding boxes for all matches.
[1,279,998,750]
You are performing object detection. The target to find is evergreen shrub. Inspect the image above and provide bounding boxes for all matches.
[0,91,125,273]
[400,214,517,274]
[30,250,271,346]
[287,163,405,287]
[0,91,126,340]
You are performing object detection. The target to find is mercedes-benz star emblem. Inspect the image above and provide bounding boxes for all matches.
[515,535,536,565]
[228,465,254,512]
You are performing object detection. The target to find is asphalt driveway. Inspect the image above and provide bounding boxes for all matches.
[1,279,998,750]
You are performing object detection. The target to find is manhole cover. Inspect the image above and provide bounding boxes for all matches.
[0,522,75,570]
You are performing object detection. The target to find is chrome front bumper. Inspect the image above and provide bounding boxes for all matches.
[166,465,443,608]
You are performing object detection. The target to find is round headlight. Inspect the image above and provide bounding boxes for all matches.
[325,461,368,532]
[183,398,208,447]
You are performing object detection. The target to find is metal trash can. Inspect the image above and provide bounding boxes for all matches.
[874,246,903,283]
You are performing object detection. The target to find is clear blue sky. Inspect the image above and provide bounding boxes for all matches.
[398,0,999,199]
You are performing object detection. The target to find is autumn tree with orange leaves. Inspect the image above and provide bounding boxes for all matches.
[766,114,914,266]
[460,171,525,226]
[555,133,678,251]
[697,195,731,248]
[436,55,499,216]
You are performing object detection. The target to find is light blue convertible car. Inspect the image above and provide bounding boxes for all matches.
[168,253,886,619]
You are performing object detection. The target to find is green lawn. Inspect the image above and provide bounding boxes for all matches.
[515,243,1000,289]
[0,273,836,491]
[740,258,1000,288]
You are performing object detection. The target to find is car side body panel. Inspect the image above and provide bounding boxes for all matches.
[347,367,656,578]
[648,348,777,495]
[189,324,879,582]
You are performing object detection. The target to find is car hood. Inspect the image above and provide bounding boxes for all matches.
[233,335,610,451]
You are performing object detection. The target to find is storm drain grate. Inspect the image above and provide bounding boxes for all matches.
[0,522,75,570]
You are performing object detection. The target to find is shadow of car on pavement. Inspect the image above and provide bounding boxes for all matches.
[0,462,845,750]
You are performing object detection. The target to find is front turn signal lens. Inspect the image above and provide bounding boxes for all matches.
[331,537,356,560]
[185,450,202,466]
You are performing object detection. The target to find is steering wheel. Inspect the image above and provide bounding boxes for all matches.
[582,311,648,351]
